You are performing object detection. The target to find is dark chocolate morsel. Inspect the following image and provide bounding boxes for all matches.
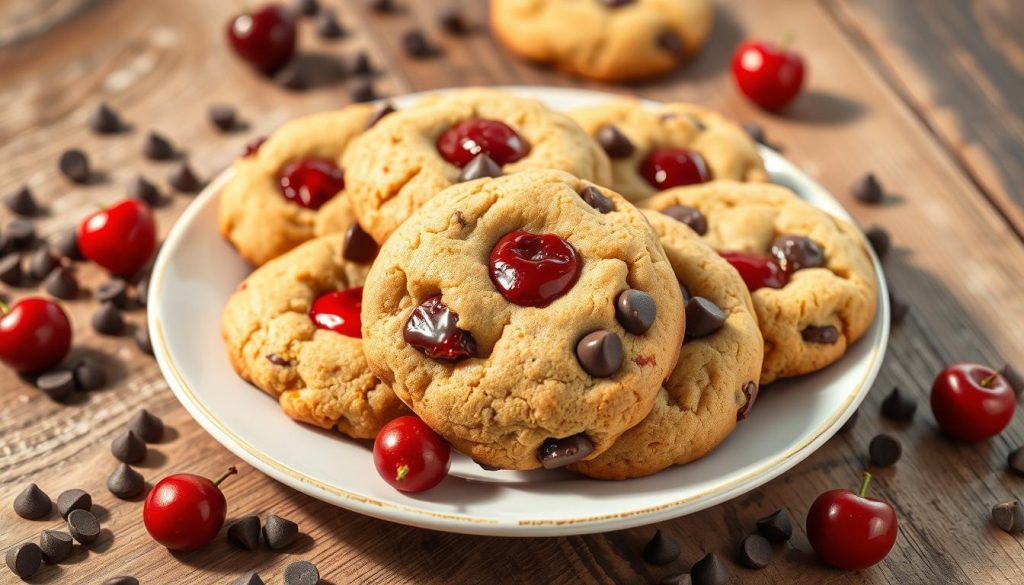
[56,229,83,261]
[66,508,101,545]
[102,577,140,585]
[615,289,656,335]
[267,353,291,366]
[756,509,793,542]
[28,249,60,281]
[59,149,91,183]
[342,222,378,263]
[107,463,145,499]
[263,515,299,549]
[657,30,686,58]
[743,122,766,144]
[865,225,890,261]
[1000,363,1023,398]
[685,296,725,338]
[770,234,825,273]
[737,381,757,421]
[537,434,594,469]
[296,0,319,15]
[37,369,75,401]
[801,324,839,344]
[439,6,470,34]
[168,161,203,193]
[5,185,39,216]
[457,153,502,182]
[880,387,917,421]
[595,124,635,158]
[135,324,154,356]
[143,131,175,160]
[402,29,437,58]
[739,534,773,569]
[351,51,374,75]
[661,205,707,235]
[96,278,129,308]
[111,430,147,464]
[659,574,692,585]
[129,409,165,443]
[283,560,321,585]
[44,267,80,300]
[367,102,396,128]
[128,175,163,207]
[642,529,680,565]
[690,553,729,585]
[889,292,909,325]
[90,103,125,134]
[227,516,262,550]
[579,186,613,214]
[233,572,266,585]
[602,0,636,6]
[315,9,345,39]
[992,500,1024,534]
[5,542,42,579]
[13,483,52,520]
[350,79,378,103]
[368,0,397,13]
[92,302,125,335]
[0,254,23,286]
[7,219,36,249]
[852,173,884,204]
[576,330,623,378]
[209,105,238,131]
[869,433,902,467]
[39,530,73,564]
[840,409,860,433]
[56,489,91,519]
[275,64,310,91]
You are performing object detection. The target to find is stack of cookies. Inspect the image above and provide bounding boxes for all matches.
[220,89,878,480]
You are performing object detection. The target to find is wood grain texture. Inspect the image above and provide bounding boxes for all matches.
[1,0,1023,583]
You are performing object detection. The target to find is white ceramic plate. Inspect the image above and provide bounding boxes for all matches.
[150,87,888,537]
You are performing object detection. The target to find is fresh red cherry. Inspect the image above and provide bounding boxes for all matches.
[404,296,477,361]
[226,4,297,74]
[638,148,711,191]
[807,472,898,571]
[78,199,157,276]
[489,230,581,307]
[719,251,787,291]
[278,159,345,210]
[0,298,72,373]
[732,39,806,111]
[374,416,451,493]
[310,287,362,338]
[931,363,1016,442]
[436,119,530,167]
[143,466,237,551]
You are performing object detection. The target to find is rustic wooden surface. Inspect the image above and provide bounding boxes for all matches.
[2,0,1023,583]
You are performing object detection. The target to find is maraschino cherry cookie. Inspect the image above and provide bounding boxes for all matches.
[361,169,684,470]
[219,104,386,265]
[341,88,612,244]
[570,211,763,480]
[221,234,408,439]
[640,181,878,384]
[570,100,767,202]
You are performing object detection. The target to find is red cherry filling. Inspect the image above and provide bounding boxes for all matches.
[278,159,345,210]
[638,148,711,190]
[720,251,787,291]
[436,119,530,167]
[489,231,581,307]
[404,296,476,361]
[310,287,363,338]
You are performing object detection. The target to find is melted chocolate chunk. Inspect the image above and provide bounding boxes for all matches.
[770,234,825,273]
[802,324,839,344]
[661,205,707,235]
[537,434,594,469]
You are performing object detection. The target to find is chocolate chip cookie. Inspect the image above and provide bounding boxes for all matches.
[221,234,406,439]
[361,169,684,470]
[341,89,612,243]
[571,100,767,201]
[490,0,714,82]
[641,182,878,384]
[570,211,763,480]
[219,105,381,265]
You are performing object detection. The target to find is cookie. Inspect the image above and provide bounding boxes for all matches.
[219,105,377,265]
[571,100,767,201]
[361,169,684,470]
[640,182,878,384]
[570,211,763,480]
[221,234,407,438]
[490,0,713,82]
[341,89,612,243]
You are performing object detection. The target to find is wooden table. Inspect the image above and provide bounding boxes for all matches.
[2,1,1023,583]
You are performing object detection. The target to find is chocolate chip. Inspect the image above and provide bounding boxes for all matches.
[37,369,75,400]
[135,324,154,356]
[39,530,73,564]
[59,149,91,183]
[7,219,37,249]
[296,0,319,16]
[44,267,80,299]
[28,249,59,281]
[5,542,42,579]
[275,62,310,90]
[0,254,23,286]
[208,105,238,132]
[368,0,397,12]
[739,533,772,569]
[103,577,140,585]
[56,489,91,519]
[579,186,613,213]
[67,509,101,545]
[869,433,902,467]
[840,409,860,433]
[595,124,635,158]
[661,205,707,235]
[439,6,469,34]
[537,434,594,469]
[342,223,378,263]
[1000,364,1023,398]
[95,278,129,308]
[686,297,725,338]
[615,289,656,334]
[659,574,692,585]
[127,176,162,209]
[143,131,176,160]
[263,515,299,549]
[267,353,291,367]
[992,500,1024,534]
[865,226,890,261]
[770,234,825,273]
[402,29,437,58]
[801,324,839,344]
[136,278,150,307]
[284,560,321,585]
[315,9,344,39]
[351,51,374,75]
[576,330,623,377]
[852,173,884,204]
[690,553,729,585]
[657,30,686,58]
[129,409,165,443]
[367,102,396,128]
[404,296,477,361]
[13,483,52,519]
[5,185,40,216]
[602,0,636,6]
[454,211,467,228]
[679,282,690,304]
[111,430,147,464]
[737,381,757,421]
[107,462,145,499]
[234,572,266,585]
[880,387,917,421]
[642,530,680,565]
[755,509,792,542]
[89,103,124,134]
[350,79,378,103]
[227,516,261,550]
[92,302,125,335]
[168,161,202,193]
[742,122,766,144]
[1007,447,1024,477]
[458,153,502,182]
[56,230,83,261]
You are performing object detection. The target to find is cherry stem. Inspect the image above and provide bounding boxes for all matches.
[213,466,239,487]
[857,471,872,498]
[395,465,409,482]
[980,372,998,388]
[779,32,795,50]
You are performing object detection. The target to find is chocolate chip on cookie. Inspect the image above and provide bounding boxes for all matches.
[657,30,686,58]
[579,186,614,214]
[266,353,291,366]
[576,330,623,377]
[685,297,725,338]
[342,223,377,263]
[661,205,707,235]
[595,124,635,158]
[538,434,594,469]
[457,153,502,182]
[801,325,839,344]
[367,102,396,129]
[404,296,477,361]
[770,234,825,273]
[615,289,656,334]
[737,381,757,420]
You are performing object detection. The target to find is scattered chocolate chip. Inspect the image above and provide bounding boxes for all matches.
[129,409,165,443]
[0,254,23,286]
[39,530,73,564]
[56,489,91,519]
[143,131,176,160]
[864,226,890,262]
[136,278,150,307]
[404,296,477,361]
[739,533,772,569]
[659,574,692,585]
[66,509,101,545]
[5,185,39,216]
[263,515,299,549]
[742,122,766,144]
[350,79,378,103]
[107,462,145,499]
[642,530,680,565]
[1008,447,1024,477]
[127,174,163,208]
[276,63,310,90]
[135,324,154,355]
[28,249,59,281]
[13,483,52,519]
[59,149,91,183]
[37,369,75,401]
[368,0,397,13]
[342,223,378,263]
[103,577,140,585]
[168,161,202,193]
[458,153,502,182]
[756,509,792,542]
[615,289,656,334]
[869,433,902,467]
[802,325,839,344]
[657,30,686,58]
[266,353,291,367]
[737,381,757,421]
[7,219,37,249]
[595,124,635,158]
[402,29,437,58]
[889,292,909,325]
[351,51,374,75]
[852,173,884,204]
[315,9,344,39]
[234,572,266,585]
[92,302,125,335]
[284,560,321,585]
[366,102,396,128]
[89,103,124,134]
[880,387,917,421]
[1000,364,1023,398]
[771,234,825,273]
[576,330,623,377]
[691,553,729,585]
[96,278,129,308]
[992,500,1024,534]
[111,430,147,464]
[56,230,83,261]
[296,0,319,16]
[840,409,860,433]
[686,297,725,338]
[227,516,261,550]
[208,105,238,132]
[537,434,594,469]
[439,5,469,34]
[661,205,707,235]
[602,0,636,7]
[44,267,80,299]
[579,186,613,213]
[5,542,42,579]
